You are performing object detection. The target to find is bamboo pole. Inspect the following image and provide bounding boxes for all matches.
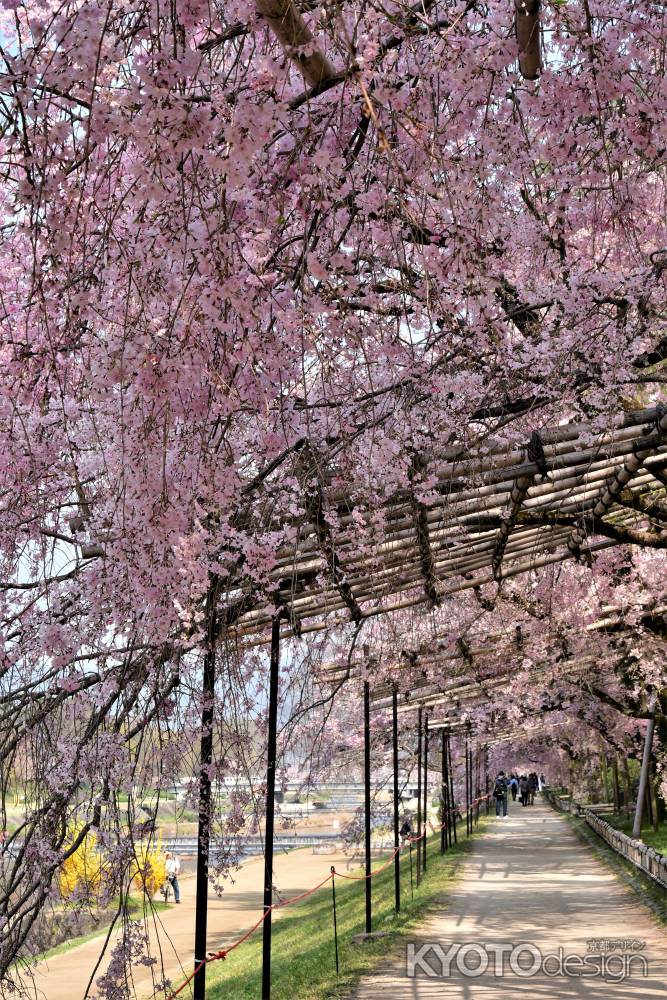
[271,441,663,568]
[232,538,620,641]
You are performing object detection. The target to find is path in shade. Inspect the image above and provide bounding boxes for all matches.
[350,800,667,999]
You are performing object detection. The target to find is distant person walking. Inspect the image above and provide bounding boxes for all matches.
[528,772,538,805]
[509,774,518,801]
[519,774,530,806]
[493,771,508,817]
[400,817,413,845]
[165,852,181,903]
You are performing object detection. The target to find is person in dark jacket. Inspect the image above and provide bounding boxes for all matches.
[528,772,539,805]
[493,771,508,817]
[519,774,530,806]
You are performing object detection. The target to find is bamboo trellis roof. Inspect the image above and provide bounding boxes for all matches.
[230,406,667,642]
[316,599,665,733]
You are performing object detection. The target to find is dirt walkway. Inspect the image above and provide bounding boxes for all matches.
[24,845,357,999]
[350,800,667,998]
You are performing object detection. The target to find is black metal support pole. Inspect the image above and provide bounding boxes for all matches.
[193,611,216,1000]
[261,618,281,1000]
[331,868,339,976]
[363,680,372,934]
[474,751,478,823]
[465,733,470,837]
[416,707,422,886]
[440,730,446,855]
[474,747,478,826]
[392,687,401,913]
[474,749,478,824]
[444,733,452,848]
[422,713,428,874]
[409,840,414,898]
[470,747,475,831]
[448,735,457,845]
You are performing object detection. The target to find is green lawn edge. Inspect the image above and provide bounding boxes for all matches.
[199,817,493,1000]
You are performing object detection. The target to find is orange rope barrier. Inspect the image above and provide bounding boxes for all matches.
[166,795,492,999]
[331,846,400,880]
[166,872,336,998]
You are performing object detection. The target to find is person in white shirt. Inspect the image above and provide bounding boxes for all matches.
[165,852,181,903]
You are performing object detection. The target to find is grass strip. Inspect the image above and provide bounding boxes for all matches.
[204,818,491,1000]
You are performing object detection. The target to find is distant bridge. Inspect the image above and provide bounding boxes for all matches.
[165,832,395,857]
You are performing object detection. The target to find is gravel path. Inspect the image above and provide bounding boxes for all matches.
[350,800,667,998]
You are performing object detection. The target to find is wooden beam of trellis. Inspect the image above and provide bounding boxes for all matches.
[222,408,667,642]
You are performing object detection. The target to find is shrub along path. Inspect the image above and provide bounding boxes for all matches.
[350,800,667,998]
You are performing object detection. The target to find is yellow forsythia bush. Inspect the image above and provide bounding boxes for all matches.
[130,840,168,898]
[59,826,102,901]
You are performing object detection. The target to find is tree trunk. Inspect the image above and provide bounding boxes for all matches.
[632,700,656,839]
[649,762,659,833]
[612,756,620,812]
[256,0,337,88]
[599,738,611,803]
[645,777,654,828]
[622,757,632,818]
[515,0,541,80]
